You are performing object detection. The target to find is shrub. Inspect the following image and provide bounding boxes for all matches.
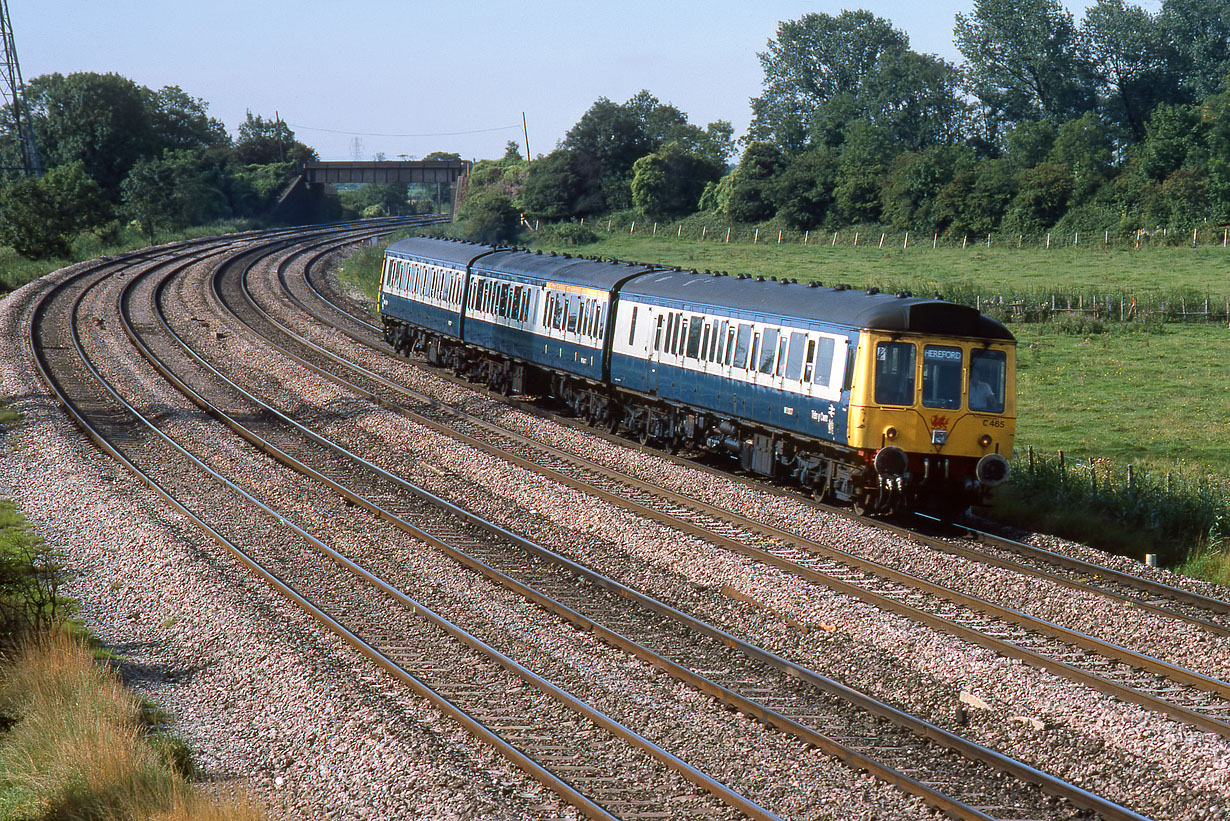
[535,222,598,246]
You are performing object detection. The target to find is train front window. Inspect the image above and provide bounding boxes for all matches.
[922,345,963,409]
[969,349,1007,413]
[874,342,916,406]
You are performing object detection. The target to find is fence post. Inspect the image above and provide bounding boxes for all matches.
[879,233,886,248]
[630,221,635,234]
[904,231,909,249]
[833,231,838,247]
[804,230,809,244]
[854,232,859,247]
[678,224,682,238]
[1194,227,1198,246]
[1105,230,1108,246]
[1075,231,1079,246]
[933,233,938,249]
[653,222,657,236]
[1047,232,1051,249]
[701,225,707,240]
[962,234,967,249]
[754,228,759,244]
[580,217,584,227]
[778,230,783,244]
[987,233,991,247]
[1029,446,1034,473]
[607,219,612,232]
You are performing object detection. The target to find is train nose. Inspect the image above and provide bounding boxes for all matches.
[976,453,1010,487]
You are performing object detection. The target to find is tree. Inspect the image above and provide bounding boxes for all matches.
[459,190,519,244]
[881,145,976,230]
[1081,0,1184,141]
[121,151,229,243]
[933,158,1018,235]
[770,145,839,229]
[522,150,583,220]
[235,111,316,165]
[956,0,1095,132]
[749,11,908,150]
[858,50,970,151]
[724,142,782,223]
[631,143,723,220]
[0,162,109,259]
[145,85,229,151]
[23,72,153,194]
[1047,112,1114,203]
[1003,162,1074,233]
[1163,0,1230,100]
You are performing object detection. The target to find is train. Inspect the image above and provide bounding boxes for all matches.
[378,236,1016,515]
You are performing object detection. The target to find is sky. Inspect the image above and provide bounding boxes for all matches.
[14,1,1127,163]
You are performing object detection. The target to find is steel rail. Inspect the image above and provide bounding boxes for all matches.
[149,244,1159,821]
[242,241,1230,740]
[116,232,781,821]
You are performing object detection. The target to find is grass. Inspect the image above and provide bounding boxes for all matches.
[0,629,263,820]
[0,220,261,297]
[531,231,1230,297]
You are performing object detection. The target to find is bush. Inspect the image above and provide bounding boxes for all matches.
[535,222,598,246]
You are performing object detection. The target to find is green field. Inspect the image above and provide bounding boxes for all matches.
[536,232,1230,297]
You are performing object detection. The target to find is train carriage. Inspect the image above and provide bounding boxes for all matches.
[379,236,1017,515]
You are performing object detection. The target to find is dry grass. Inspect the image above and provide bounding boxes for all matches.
[0,629,263,820]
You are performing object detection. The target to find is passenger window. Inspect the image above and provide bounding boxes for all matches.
[686,315,704,358]
[724,325,737,365]
[733,325,752,368]
[596,305,605,340]
[969,349,1007,413]
[785,333,807,380]
[675,317,687,355]
[776,337,788,376]
[628,306,638,346]
[701,325,711,360]
[812,337,835,386]
[758,328,778,374]
[654,314,665,351]
[875,342,916,406]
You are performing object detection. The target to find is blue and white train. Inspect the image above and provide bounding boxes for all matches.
[379,236,1017,513]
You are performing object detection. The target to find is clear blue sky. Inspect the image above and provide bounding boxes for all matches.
[17,1,1118,162]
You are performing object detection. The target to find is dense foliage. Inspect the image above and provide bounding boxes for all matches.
[462,1,1230,242]
[0,72,320,259]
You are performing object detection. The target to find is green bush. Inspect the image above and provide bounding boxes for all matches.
[534,222,598,246]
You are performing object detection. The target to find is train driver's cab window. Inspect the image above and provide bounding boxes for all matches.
[922,345,963,409]
[874,342,916,406]
[969,349,1007,413]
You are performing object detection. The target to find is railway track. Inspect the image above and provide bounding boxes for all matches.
[34,227,784,821]
[146,236,1169,818]
[24,226,1228,818]
[301,243,1230,643]
[228,239,1230,744]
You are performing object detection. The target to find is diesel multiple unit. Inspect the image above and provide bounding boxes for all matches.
[379,236,1016,514]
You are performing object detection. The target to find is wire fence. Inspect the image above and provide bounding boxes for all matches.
[564,214,1230,252]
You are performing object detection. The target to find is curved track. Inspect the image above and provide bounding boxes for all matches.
[25,224,1230,819]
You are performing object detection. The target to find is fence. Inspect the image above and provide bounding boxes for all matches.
[971,292,1230,325]
[573,214,1230,252]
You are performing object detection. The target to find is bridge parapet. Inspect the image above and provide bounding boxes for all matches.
[300,160,471,185]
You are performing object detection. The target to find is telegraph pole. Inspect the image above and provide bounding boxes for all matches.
[0,0,40,177]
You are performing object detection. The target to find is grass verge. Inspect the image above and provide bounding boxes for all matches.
[0,630,262,820]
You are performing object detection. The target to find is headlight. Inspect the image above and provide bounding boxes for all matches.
[884,426,898,441]
[979,434,993,447]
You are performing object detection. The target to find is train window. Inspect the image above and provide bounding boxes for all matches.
[969,349,1006,413]
[653,314,665,350]
[812,337,835,386]
[732,325,752,368]
[750,333,761,371]
[577,299,587,333]
[703,324,714,361]
[923,346,963,409]
[875,342,916,405]
[669,315,682,354]
[776,336,789,376]
[628,306,638,346]
[596,305,605,340]
[758,329,778,374]
[686,316,704,358]
[785,333,807,380]
[723,325,736,365]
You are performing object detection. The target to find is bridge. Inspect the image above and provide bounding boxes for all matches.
[300,159,472,185]
[276,159,472,224]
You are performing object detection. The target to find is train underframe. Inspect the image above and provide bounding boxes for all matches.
[385,319,996,516]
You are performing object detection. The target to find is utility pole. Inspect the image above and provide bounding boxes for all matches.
[0,0,40,177]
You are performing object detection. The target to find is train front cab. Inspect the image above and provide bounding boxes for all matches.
[847,331,1016,513]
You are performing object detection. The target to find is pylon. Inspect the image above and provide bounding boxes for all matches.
[0,0,41,177]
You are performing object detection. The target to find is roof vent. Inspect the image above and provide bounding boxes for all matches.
[867,287,880,295]
[711,270,721,276]
[756,276,765,282]
[564,253,572,259]
[549,251,556,256]
[897,290,912,298]
[808,281,819,288]
[834,284,849,291]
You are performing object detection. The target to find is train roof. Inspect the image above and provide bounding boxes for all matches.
[385,236,494,267]
[620,268,1015,341]
[474,248,656,290]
